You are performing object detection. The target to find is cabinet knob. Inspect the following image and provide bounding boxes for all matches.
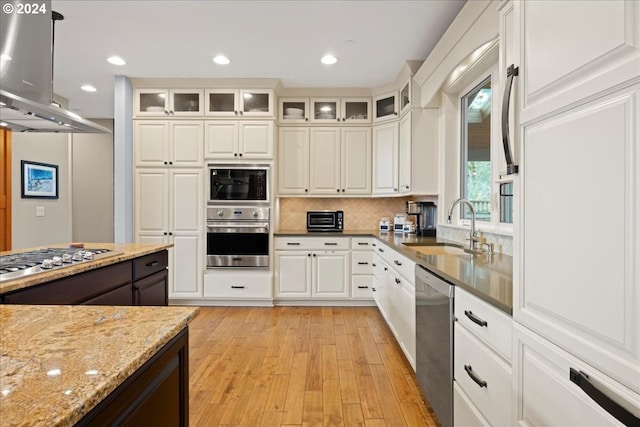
[404,185,409,189]
[313,253,316,257]
[169,161,173,165]
[234,153,238,157]
[342,189,345,192]
[305,189,308,192]
[163,232,168,235]
[168,232,173,236]
[164,161,168,165]
[337,118,340,122]
[239,153,243,157]
[342,118,346,122]
[164,110,170,115]
[305,118,309,122]
[308,253,311,257]
[336,189,340,193]
[235,111,238,115]
[394,188,398,192]
[394,112,398,116]
[239,111,244,115]
[170,110,175,115]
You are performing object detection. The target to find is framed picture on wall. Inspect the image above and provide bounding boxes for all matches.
[21,161,59,199]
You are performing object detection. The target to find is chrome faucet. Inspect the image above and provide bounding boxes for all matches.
[447,198,479,251]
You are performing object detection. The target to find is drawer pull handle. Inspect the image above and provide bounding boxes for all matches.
[394,260,402,266]
[372,263,377,267]
[231,285,246,289]
[464,310,488,327]
[357,262,369,265]
[569,368,640,426]
[464,365,487,388]
[146,261,160,267]
[232,257,243,261]
[358,242,369,246]
[324,242,338,246]
[378,248,384,252]
[372,287,376,292]
[395,278,401,285]
[287,242,301,246]
[357,286,369,289]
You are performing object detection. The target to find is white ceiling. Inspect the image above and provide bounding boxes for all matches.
[51,0,466,119]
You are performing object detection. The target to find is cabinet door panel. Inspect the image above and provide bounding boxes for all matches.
[309,128,341,194]
[170,169,202,233]
[170,121,203,166]
[373,123,398,195]
[135,121,169,166]
[170,236,202,297]
[518,85,640,393]
[398,114,411,194]
[134,269,168,306]
[205,121,238,158]
[313,252,349,297]
[278,128,310,194]
[275,252,311,297]
[341,128,371,194]
[240,121,273,159]
[518,0,640,122]
[136,170,169,234]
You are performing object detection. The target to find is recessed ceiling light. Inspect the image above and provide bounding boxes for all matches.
[107,56,126,66]
[81,84,97,92]
[213,55,230,65]
[321,54,337,65]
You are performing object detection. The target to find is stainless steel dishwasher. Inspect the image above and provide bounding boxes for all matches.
[415,264,454,427]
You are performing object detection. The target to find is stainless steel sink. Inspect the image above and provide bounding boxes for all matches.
[408,245,468,256]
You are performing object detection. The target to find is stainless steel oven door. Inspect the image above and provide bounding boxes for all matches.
[206,222,269,268]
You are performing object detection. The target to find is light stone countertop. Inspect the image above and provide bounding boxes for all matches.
[275,229,513,314]
[0,243,172,295]
[0,304,199,427]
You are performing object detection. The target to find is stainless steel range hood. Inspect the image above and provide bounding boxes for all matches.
[0,0,109,133]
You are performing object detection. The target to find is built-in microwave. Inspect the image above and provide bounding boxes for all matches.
[208,165,269,204]
[307,210,344,232]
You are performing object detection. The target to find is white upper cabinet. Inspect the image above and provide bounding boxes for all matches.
[204,120,273,159]
[205,89,274,117]
[373,91,399,123]
[135,89,204,117]
[279,97,371,124]
[372,122,399,195]
[515,0,640,124]
[134,120,204,167]
[278,127,310,195]
[399,78,412,117]
[398,113,411,194]
[309,127,341,194]
[341,127,372,195]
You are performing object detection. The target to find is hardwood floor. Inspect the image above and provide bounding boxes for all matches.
[188,306,440,427]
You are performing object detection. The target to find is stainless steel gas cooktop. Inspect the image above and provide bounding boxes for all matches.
[0,248,119,282]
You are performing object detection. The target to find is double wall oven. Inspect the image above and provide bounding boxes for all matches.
[206,165,270,268]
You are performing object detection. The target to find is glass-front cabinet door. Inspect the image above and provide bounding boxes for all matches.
[240,90,273,117]
[373,91,399,123]
[135,89,169,116]
[205,89,239,116]
[170,89,203,116]
[280,98,309,123]
[341,98,371,123]
[310,98,341,123]
[400,78,411,116]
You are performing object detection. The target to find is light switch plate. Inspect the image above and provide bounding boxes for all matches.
[36,206,45,217]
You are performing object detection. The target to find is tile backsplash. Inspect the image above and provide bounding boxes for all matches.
[278,197,435,231]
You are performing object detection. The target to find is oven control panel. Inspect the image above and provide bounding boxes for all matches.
[207,206,270,221]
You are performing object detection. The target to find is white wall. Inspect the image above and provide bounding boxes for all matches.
[71,119,114,243]
[11,133,72,249]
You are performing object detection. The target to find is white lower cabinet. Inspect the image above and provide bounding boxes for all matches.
[513,323,640,427]
[274,237,349,301]
[453,382,491,427]
[203,270,272,301]
[351,237,374,300]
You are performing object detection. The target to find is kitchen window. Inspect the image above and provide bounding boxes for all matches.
[460,76,492,221]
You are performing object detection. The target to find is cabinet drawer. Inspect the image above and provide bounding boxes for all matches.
[82,283,133,306]
[275,237,349,251]
[453,381,491,427]
[514,323,640,426]
[455,287,512,361]
[375,242,415,283]
[352,276,374,299]
[351,237,374,250]
[454,323,511,427]
[352,251,373,274]
[204,271,272,299]
[133,250,168,281]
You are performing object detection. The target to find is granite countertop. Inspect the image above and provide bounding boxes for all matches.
[275,229,513,314]
[0,304,199,427]
[0,243,172,295]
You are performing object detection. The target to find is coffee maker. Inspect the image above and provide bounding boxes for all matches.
[418,202,437,236]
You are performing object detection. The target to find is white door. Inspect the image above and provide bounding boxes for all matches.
[278,127,310,194]
[313,251,349,298]
[341,127,371,194]
[170,121,203,166]
[134,121,169,166]
[309,127,341,194]
[239,121,273,159]
[275,252,311,297]
[204,121,238,159]
[135,169,168,235]
[170,234,203,298]
[517,85,640,394]
[398,113,411,194]
[372,122,399,195]
[170,169,202,233]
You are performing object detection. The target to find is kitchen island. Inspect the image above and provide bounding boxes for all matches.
[0,304,199,427]
[0,243,172,306]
